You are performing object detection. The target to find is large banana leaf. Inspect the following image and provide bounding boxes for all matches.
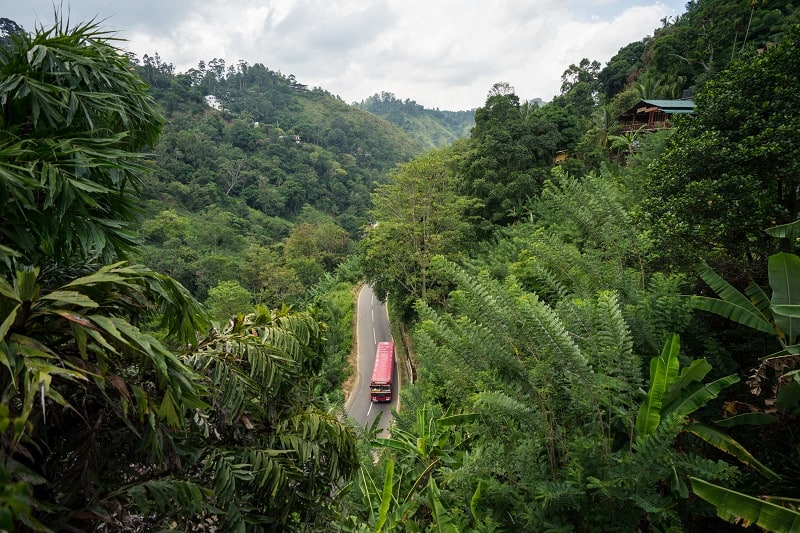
[714,412,777,427]
[691,477,800,532]
[470,480,487,522]
[746,281,774,317]
[771,305,800,318]
[427,477,459,533]
[664,374,739,419]
[375,459,394,533]
[636,334,680,436]
[691,296,775,335]
[765,220,800,243]
[692,263,775,335]
[769,252,800,345]
[661,358,712,407]
[685,423,780,481]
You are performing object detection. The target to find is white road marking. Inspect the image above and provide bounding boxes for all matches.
[373,328,377,345]
[367,402,373,417]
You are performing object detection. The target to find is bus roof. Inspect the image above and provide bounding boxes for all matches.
[370,341,394,383]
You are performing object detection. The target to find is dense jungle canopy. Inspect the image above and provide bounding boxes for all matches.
[2,0,800,530]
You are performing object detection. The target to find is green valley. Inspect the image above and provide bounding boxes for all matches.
[2,1,800,530]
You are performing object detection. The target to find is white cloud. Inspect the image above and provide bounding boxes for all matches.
[6,0,687,110]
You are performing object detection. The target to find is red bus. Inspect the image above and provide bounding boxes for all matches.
[370,341,394,402]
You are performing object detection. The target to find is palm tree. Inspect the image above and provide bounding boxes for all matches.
[608,124,646,162]
[633,71,686,100]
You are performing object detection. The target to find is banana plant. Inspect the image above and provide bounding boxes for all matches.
[690,241,800,413]
[685,223,800,529]
[356,405,477,531]
[690,478,800,532]
[690,220,800,349]
[636,335,779,481]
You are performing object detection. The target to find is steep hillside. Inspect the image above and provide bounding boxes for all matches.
[598,0,800,102]
[123,58,426,300]
[137,60,423,225]
[357,92,475,149]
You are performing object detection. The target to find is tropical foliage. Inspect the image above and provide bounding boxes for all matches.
[360,144,478,315]
[643,22,800,279]
[4,2,800,531]
[351,14,800,532]
[0,17,357,531]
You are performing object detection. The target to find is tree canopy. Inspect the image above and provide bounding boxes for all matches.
[0,18,163,269]
[0,17,358,531]
[4,4,800,532]
[643,23,800,279]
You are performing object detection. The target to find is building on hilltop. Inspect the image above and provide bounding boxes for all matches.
[618,99,695,133]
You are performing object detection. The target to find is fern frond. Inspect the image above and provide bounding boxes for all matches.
[514,291,587,368]
[594,291,635,367]
[126,478,211,519]
[431,257,517,339]
[471,390,535,424]
[632,412,682,468]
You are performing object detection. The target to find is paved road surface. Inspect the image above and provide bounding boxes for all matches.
[345,285,397,436]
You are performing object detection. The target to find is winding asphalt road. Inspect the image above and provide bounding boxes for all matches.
[345,285,397,436]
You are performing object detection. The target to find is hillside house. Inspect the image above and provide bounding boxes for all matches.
[618,99,695,133]
[204,95,225,112]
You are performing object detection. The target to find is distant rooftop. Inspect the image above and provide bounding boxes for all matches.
[636,99,696,114]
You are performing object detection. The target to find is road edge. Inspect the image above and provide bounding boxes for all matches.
[344,284,365,412]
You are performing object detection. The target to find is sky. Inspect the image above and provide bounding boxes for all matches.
[4,1,688,111]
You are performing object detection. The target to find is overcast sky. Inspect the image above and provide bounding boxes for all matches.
[5,1,687,110]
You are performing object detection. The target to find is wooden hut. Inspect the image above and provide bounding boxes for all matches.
[618,99,695,133]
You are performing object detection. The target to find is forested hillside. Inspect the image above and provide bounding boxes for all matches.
[357,92,475,149]
[112,51,426,307]
[3,0,800,530]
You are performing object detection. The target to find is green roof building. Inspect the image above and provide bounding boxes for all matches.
[618,99,695,132]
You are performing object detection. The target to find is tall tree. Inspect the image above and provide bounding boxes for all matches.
[361,144,477,313]
[643,23,800,279]
[555,58,601,118]
[460,86,560,231]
